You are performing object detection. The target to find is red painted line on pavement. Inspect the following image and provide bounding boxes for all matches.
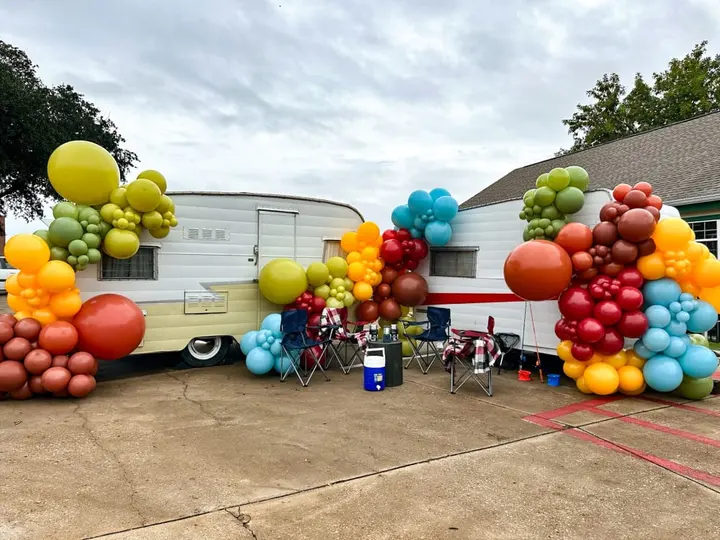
[533,396,625,420]
[638,395,720,418]
[589,407,720,449]
[422,292,524,305]
[522,415,566,430]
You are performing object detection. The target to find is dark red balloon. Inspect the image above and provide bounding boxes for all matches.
[380,239,404,264]
[395,228,411,242]
[10,382,33,400]
[52,355,70,369]
[601,263,625,277]
[0,314,17,328]
[13,318,42,342]
[375,283,391,300]
[38,321,79,355]
[0,361,28,392]
[68,352,97,375]
[310,296,326,314]
[594,327,624,355]
[571,342,595,362]
[28,375,46,394]
[24,349,53,375]
[3,337,32,361]
[382,229,397,242]
[646,206,661,222]
[409,239,429,261]
[0,322,14,345]
[355,301,379,323]
[599,202,620,223]
[611,240,638,264]
[391,273,428,307]
[577,318,606,344]
[617,311,649,338]
[617,267,644,289]
[616,286,643,311]
[380,267,398,285]
[623,190,648,209]
[404,259,419,271]
[68,374,97,398]
[617,208,656,243]
[594,300,622,326]
[555,320,571,341]
[558,287,595,320]
[42,367,72,393]
[593,222,619,246]
[72,294,146,361]
[378,298,402,321]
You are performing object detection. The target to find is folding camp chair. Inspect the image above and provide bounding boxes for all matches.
[444,329,497,396]
[485,316,520,374]
[323,307,372,374]
[280,309,332,387]
[401,306,451,374]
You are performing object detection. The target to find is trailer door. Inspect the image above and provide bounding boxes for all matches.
[256,208,298,276]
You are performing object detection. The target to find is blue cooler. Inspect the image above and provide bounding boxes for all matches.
[363,354,386,392]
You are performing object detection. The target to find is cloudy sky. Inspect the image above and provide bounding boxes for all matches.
[2,0,720,236]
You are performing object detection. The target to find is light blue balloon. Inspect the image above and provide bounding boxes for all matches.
[679,293,695,302]
[429,188,452,201]
[633,340,655,359]
[681,300,696,312]
[669,302,682,314]
[410,227,422,239]
[424,220,453,247]
[240,331,259,355]
[407,190,433,214]
[270,341,282,357]
[643,355,684,392]
[391,205,414,229]
[256,331,268,345]
[679,334,692,347]
[676,311,690,323]
[687,300,718,333]
[664,336,687,358]
[664,320,687,337]
[413,217,427,230]
[642,327,671,352]
[261,342,271,350]
[643,278,681,307]
[678,345,719,378]
[645,305,671,328]
[261,313,282,334]
[274,354,298,375]
[432,196,459,222]
[245,347,275,375]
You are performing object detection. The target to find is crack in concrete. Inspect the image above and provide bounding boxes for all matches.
[164,371,221,426]
[226,508,258,539]
[74,403,148,527]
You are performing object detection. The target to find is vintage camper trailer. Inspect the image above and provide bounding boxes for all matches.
[419,190,679,355]
[73,192,364,367]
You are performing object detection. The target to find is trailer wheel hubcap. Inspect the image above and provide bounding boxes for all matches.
[188,337,222,360]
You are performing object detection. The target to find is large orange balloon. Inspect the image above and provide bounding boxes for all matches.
[357,222,380,244]
[37,260,76,293]
[4,234,50,272]
[503,240,572,301]
[49,290,83,318]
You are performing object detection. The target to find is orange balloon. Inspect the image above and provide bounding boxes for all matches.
[617,365,644,393]
[361,246,379,261]
[17,271,38,289]
[4,233,50,272]
[37,260,76,293]
[353,281,373,302]
[49,290,83,318]
[32,308,58,326]
[677,277,701,297]
[653,218,693,252]
[340,232,357,254]
[357,222,380,244]
[699,286,720,313]
[346,251,361,264]
[692,258,720,288]
[503,240,572,301]
[371,259,384,272]
[14,311,32,321]
[687,241,709,262]
[4,274,22,296]
[347,262,366,282]
[637,253,666,280]
[7,294,30,313]
[554,223,593,254]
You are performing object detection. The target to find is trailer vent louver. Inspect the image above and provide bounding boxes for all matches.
[201,228,214,241]
[183,227,231,241]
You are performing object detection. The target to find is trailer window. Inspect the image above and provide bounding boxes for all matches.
[99,247,158,281]
[430,249,477,278]
[323,240,342,262]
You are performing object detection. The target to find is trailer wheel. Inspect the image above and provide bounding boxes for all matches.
[180,336,232,368]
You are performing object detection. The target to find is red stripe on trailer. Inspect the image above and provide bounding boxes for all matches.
[423,292,524,305]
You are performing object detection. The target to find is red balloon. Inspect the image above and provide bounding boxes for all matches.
[0,322,14,345]
[594,300,622,326]
[0,361,28,392]
[558,287,595,320]
[594,327,624,355]
[623,190,648,209]
[52,355,70,368]
[13,318,42,342]
[355,301,379,322]
[555,223,593,255]
[503,240,573,301]
[395,229,411,242]
[616,286,643,311]
[633,182,653,196]
[617,208,656,243]
[617,267,644,289]
[613,184,632,202]
[571,252,593,271]
[375,283,391,300]
[24,349,53,375]
[571,342,595,362]
[378,298,402,321]
[310,296,326,314]
[28,375,46,394]
[10,382,33,400]
[555,319,575,341]
[3,337,32,361]
[380,267,398,285]
[409,239,429,261]
[617,311,649,338]
[0,314,17,328]
[391,273,429,307]
[404,259,419,271]
[382,229,397,242]
[646,206,661,222]
[72,294,146,360]
[38,321,79,355]
[41,366,72,393]
[380,239,404,264]
[646,194,663,210]
[68,352,97,375]
[577,318,606,343]
[68,374,97,398]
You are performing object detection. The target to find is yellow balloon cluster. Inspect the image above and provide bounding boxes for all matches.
[637,218,720,311]
[99,170,179,259]
[341,222,385,302]
[4,235,83,325]
[557,341,647,396]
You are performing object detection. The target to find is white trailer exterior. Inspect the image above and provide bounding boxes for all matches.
[74,192,363,365]
[419,190,679,356]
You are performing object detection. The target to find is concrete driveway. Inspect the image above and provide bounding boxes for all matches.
[1,360,719,540]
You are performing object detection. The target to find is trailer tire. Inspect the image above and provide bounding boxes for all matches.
[180,336,232,368]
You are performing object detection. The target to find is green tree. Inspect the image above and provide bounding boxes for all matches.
[0,40,138,221]
[558,41,720,155]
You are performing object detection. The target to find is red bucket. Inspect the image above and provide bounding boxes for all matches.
[518,369,532,382]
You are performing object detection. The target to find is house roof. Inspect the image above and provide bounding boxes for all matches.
[461,111,720,210]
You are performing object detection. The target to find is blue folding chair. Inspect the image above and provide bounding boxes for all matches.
[401,307,451,374]
[280,309,332,387]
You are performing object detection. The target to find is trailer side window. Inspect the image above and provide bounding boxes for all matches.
[430,249,477,278]
[322,240,342,262]
[99,246,158,281]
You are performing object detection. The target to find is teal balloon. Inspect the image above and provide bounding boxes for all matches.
[240,331,259,355]
[645,305,671,328]
[676,375,714,400]
[407,190,433,214]
[664,320,687,337]
[432,196,458,222]
[270,341,282,356]
[664,336,687,358]
[410,227,422,239]
[261,313,282,335]
[424,221,452,246]
[429,188,451,201]
[678,345,718,378]
[246,347,275,375]
[391,205,414,229]
[642,328,671,352]
[687,301,717,333]
[643,355,683,392]
[554,187,585,214]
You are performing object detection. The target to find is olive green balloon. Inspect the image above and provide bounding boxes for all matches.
[540,205,561,220]
[53,201,79,220]
[555,186,585,214]
[551,219,568,233]
[87,248,102,264]
[535,173,549,188]
[566,166,590,191]
[68,239,89,256]
[523,227,531,241]
[258,259,308,305]
[50,246,70,261]
[547,167,571,191]
[534,186,556,207]
[538,218,551,229]
[48,217,84,247]
[34,229,53,247]
[314,284,330,299]
[82,232,101,249]
[676,375,713,400]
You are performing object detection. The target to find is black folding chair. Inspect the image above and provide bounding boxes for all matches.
[401,307,451,374]
[280,309,332,387]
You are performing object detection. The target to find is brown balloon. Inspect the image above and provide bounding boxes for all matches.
[375,283,392,300]
[378,298,402,321]
[13,318,42,342]
[355,301,379,323]
[637,239,656,257]
[391,273,429,307]
[68,374,97,398]
[623,190,648,209]
[68,352,96,375]
[28,375,47,394]
[41,366,72,393]
[599,203,619,222]
[646,206,661,222]
[577,268,599,281]
[0,361,28,392]
[611,240,639,264]
[24,349,53,375]
[51,355,70,369]
[9,382,33,400]
[617,208,656,243]
[3,337,32,361]
[0,322,14,345]
[0,314,17,328]
[380,267,398,285]
[601,262,625,277]
[593,222,619,246]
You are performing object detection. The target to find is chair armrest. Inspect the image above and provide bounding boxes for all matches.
[401,320,428,327]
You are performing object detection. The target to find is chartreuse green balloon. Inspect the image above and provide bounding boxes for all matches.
[535,173,549,188]
[126,178,162,212]
[547,168,570,191]
[259,259,308,305]
[565,166,590,191]
[326,256,348,279]
[534,186,556,207]
[555,186,585,214]
[103,228,140,259]
[137,169,168,194]
[676,374,713,400]
[306,262,330,287]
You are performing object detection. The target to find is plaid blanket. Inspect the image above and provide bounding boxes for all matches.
[441,334,499,374]
[321,308,370,348]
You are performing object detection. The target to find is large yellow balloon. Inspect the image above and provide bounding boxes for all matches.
[137,170,167,194]
[126,179,162,212]
[346,251,362,264]
[699,286,720,313]
[653,218,693,252]
[7,294,30,313]
[637,252,666,280]
[357,222,380,244]
[103,228,140,259]
[37,260,76,293]
[692,258,720,288]
[258,259,308,305]
[562,360,586,380]
[583,363,620,395]
[47,140,120,205]
[347,262,366,282]
[4,234,50,272]
[617,365,644,393]
[625,350,647,369]
[32,308,58,326]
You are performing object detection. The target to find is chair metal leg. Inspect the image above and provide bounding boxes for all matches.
[450,356,492,397]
